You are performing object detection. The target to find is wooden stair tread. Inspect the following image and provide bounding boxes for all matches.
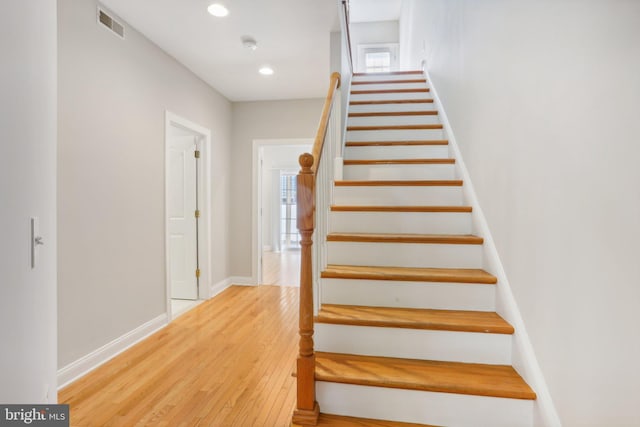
[322,265,497,284]
[343,159,454,165]
[316,304,513,334]
[347,124,443,131]
[309,413,436,427]
[349,111,438,117]
[354,71,423,76]
[335,180,463,187]
[350,99,434,105]
[327,232,483,245]
[352,88,430,95]
[331,205,472,213]
[352,79,427,85]
[315,352,537,400]
[345,140,448,147]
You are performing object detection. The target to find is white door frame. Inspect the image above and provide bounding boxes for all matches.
[252,138,314,285]
[165,111,212,319]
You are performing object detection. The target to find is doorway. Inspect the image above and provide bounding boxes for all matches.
[165,112,211,319]
[252,139,313,286]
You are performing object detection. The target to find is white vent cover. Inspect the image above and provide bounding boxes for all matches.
[97,7,125,39]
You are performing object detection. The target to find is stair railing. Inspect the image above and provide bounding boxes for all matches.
[341,0,354,74]
[292,71,341,426]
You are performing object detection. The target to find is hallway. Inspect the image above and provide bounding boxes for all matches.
[59,286,298,426]
[261,250,301,287]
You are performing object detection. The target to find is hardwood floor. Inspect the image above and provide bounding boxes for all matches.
[59,285,299,426]
[261,250,301,287]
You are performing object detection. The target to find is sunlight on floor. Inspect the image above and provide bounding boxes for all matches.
[262,249,301,287]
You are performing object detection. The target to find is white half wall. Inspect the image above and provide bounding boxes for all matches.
[401,1,640,426]
[0,0,58,403]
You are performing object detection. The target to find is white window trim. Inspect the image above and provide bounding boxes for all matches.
[356,43,399,73]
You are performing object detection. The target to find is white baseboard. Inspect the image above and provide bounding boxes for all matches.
[209,277,233,299]
[57,313,168,390]
[57,276,256,390]
[424,69,561,427]
[228,276,257,286]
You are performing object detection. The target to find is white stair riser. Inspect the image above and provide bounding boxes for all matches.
[315,324,511,364]
[350,92,432,102]
[348,115,440,126]
[352,73,424,82]
[317,383,533,427]
[333,186,464,206]
[344,164,456,181]
[344,145,449,160]
[330,211,472,234]
[346,129,445,142]
[351,82,428,91]
[326,241,483,269]
[321,279,495,311]
[349,103,436,113]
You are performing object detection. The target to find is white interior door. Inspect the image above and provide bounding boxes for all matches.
[168,135,199,300]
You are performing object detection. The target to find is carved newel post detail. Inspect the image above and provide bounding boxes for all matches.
[292,152,320,425]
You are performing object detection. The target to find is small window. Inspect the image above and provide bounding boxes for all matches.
[365,51,391,73]
[356,43,398,74]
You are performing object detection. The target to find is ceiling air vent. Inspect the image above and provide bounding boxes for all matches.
[97,7,125,39]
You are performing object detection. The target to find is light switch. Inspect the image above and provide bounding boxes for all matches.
[30,217,44,269]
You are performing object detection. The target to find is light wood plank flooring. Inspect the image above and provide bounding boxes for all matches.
[59,285,299,426]
[261,250,300,287]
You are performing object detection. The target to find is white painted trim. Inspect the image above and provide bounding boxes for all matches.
[228,276,257,286]
[209,277,233,298]
[251,138,314,285]
[424,69,561,427]
[164,111,213,317]
[355,43,400,74]
[57,313,168,389]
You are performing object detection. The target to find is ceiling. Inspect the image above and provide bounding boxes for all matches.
[350,0,402,23]
[100,0,402,102]
[101,0,340,102]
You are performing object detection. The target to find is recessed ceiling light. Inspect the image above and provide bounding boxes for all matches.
[259,66,274,76]
[207,3,229,17]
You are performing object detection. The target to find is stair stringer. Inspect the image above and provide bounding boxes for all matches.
[424,68,562,427]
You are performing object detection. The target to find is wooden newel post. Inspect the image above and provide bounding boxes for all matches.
[292,152,320,425]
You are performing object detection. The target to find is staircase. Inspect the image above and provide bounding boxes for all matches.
[294,71,537,427]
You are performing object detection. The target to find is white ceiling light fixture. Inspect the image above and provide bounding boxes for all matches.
[241,36,257,50]
[207,3,229,17]
[259,66,274,76]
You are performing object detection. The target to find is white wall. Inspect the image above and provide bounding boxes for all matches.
[351,20,399,73]
[331,0,353,141]
[57,0,232,368]
[402,1,640,426]
[230,100,324,278]
[350,20,399,46]
[0,0,58,403]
